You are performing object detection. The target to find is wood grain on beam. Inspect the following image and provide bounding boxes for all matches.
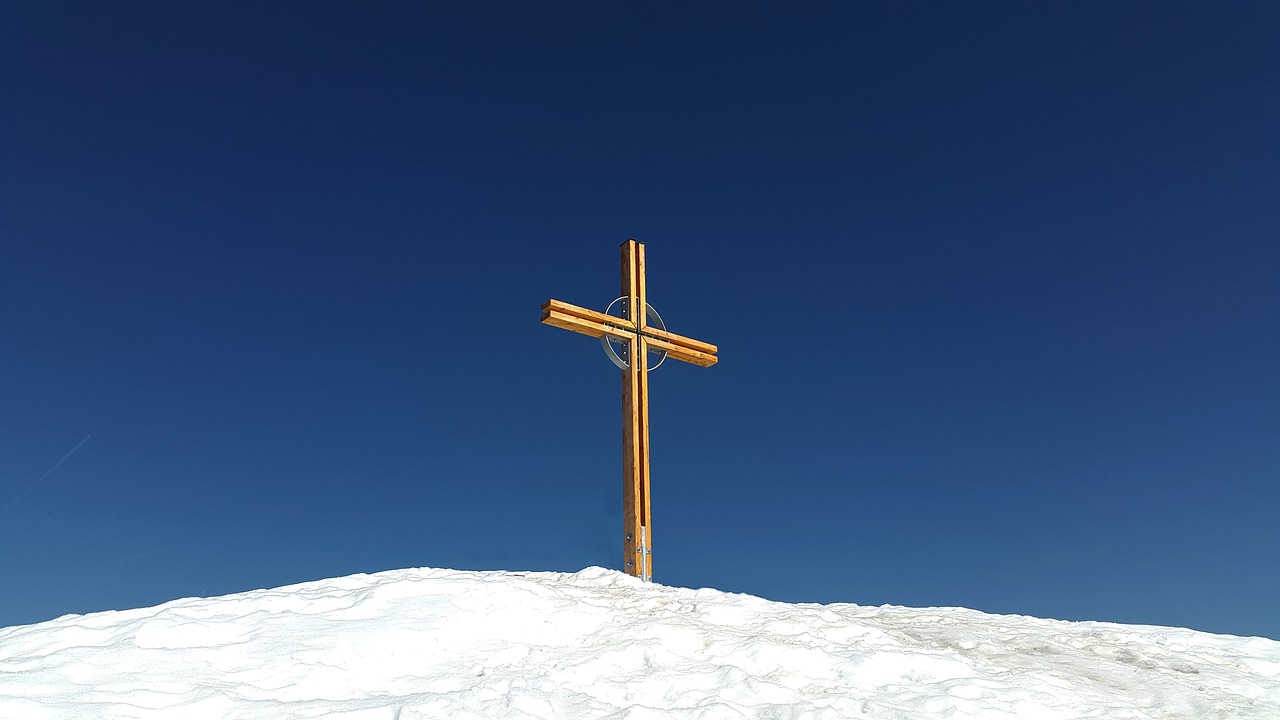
[541,299,636,331]
[644,336,719,367]
[541,310,634,341]
[640,326,718,356]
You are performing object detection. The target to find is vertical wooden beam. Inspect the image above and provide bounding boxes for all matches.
[637,334,652,581]
[633,241,652,581]
[634,239,647,332]
[622,354,642,577]
[621,240,643,578]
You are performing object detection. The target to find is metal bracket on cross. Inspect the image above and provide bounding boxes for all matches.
[601,297,668,371]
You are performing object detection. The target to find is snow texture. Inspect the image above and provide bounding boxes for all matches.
[1,567,1277,719]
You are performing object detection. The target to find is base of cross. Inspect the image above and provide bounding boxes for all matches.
[541,239,717,582]
[627,526,652,582]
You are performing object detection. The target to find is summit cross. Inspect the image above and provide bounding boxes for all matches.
[540,239,718,582]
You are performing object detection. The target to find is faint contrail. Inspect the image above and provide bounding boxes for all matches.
[112,548,170,564]
[5,434,93,514]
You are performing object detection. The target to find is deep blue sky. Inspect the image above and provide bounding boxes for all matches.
[2,3,1277,639]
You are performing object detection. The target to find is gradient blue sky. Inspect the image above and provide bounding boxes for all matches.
[2,3,1277,639]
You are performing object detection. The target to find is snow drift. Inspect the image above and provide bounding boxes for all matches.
[1,567,1277,719]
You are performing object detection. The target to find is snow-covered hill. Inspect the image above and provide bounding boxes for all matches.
[1,567,1277,719]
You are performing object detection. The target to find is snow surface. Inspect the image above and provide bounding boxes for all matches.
[1,567,1277,719]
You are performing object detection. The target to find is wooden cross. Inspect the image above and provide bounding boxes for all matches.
[540,239,718,582]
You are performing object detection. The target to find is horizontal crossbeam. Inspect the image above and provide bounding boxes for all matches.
[541,299,718,368]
